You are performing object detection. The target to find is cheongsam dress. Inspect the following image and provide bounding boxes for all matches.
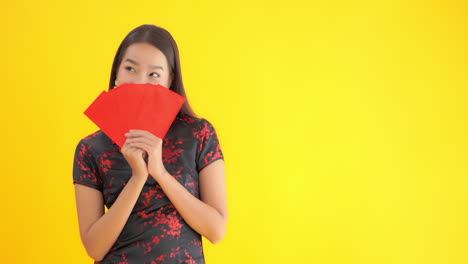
[72,113,224,264]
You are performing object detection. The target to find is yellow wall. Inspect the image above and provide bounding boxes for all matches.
[1,0,467,263]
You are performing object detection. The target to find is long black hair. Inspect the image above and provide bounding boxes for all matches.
[108,24,197,118]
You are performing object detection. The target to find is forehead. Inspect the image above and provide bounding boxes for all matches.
[123,42,168,65]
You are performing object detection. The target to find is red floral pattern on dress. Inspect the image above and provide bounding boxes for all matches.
[73,114,221,263]
[162,139,184,163]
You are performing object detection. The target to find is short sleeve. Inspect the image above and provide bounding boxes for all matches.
[196,119,224,173]
[72,139,103,191]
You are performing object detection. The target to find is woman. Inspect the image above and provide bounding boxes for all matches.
[73,24,227,264]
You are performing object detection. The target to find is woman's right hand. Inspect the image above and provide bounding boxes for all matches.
[121,138,148,182]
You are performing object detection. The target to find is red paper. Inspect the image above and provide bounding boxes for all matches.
[134,84,186,138]
[84,83,186,148]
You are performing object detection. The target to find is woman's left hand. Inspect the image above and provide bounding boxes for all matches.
[124,129,168,180]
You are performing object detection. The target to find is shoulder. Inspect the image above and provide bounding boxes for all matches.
[180,113,218,131]
[75,130,116,157]
[174,113,211,131]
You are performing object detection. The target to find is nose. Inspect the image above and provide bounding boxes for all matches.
[132,75,148,84]
[128,73,149,85]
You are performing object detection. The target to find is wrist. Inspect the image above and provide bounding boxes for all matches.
[129,175,147,186]
[132,168,148,178]
[151,168,169,181]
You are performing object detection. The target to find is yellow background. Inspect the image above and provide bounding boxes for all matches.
[1,0,467,263]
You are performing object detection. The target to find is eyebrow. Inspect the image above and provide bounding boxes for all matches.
[125,58,164,70]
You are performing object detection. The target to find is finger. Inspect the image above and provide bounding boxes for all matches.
[126,130,159,141]
[121,141,130,152]
[127,136,156,148]
[135,149,148,160]
[128,143,144,151]
[129,142,152,153]
[134,136,162,148]
[127,142,149,154]
[122,138,134,148]
[127,134,163,149]
[128,147,146,159]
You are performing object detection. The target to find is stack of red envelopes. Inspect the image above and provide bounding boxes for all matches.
[84,83,186,148]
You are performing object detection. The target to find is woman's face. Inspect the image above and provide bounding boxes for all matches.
[115,42,173,88]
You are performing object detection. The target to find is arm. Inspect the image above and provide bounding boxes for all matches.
[74,176,146,261]
[155,159,228,244]
[125,127,228,244]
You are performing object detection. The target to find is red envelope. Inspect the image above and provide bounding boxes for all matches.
[133,84,186,138]
[108,83,147,130]
[83,90,128,147]
[84,83,186,148]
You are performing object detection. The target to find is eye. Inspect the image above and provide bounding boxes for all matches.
[150,72,160,78]
[125,66,136,72]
